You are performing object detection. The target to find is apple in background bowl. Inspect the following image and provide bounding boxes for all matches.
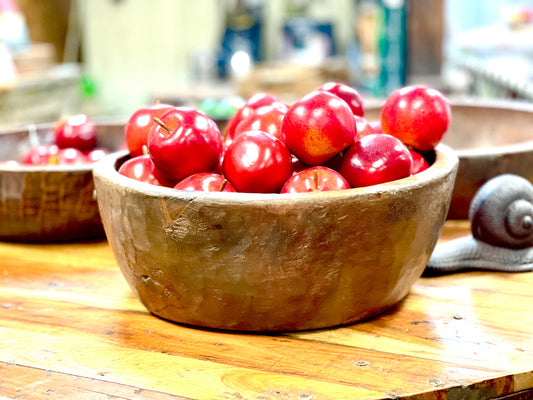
[0,118,125,242]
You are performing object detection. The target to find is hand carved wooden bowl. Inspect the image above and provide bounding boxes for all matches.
[366,99,533,219]
[0,122,124,242]
[93,144,458,331]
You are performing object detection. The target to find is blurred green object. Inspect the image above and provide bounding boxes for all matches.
[80,74,97,99]
[197,96,243,120]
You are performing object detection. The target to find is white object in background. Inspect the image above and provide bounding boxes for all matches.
[0,41,16,89]
[0,0,29,53]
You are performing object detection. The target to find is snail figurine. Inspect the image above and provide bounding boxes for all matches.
[425,173,533,275]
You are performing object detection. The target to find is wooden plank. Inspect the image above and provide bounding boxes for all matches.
[0,288,494,398]
[0,326,382,400]
[0,362,186,400]
[0,221,531,399]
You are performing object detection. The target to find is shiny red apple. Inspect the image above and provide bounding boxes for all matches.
[147,107,223,183]
[23,144,59,165]
[354,115,379,139]
[368,120,383,133]
[281,90,356,166]
[174,172,237,192]
[85,147,110,163]
[224,92,283,149]
[222,130,292,193]
[124,103,174,157]
[381,85,451,151]
[281,166,350,193]
[233,102,288,142]
[54,114,97,151]
[318,81,365,117]
[52,148,88,165]
[118,154,174,187]
[340,133,413,187]
[290,154,310,175]
[409,149,430,174]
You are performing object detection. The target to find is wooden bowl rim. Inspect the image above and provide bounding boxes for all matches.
[449,98,533,157]
[93,144,458,203]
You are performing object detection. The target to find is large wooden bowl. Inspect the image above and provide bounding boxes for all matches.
[0,121,124,242]
[366,99,533,219]
[93,145,458,331]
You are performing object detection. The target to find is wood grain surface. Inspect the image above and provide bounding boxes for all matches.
[0,220,532,399]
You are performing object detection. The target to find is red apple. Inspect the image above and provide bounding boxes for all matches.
[290,154,310,175]
[222,130,292,193]
[322,153,344,172]
[318,81,365,117]
[409,149,430,174]
[52,148,88,165]
[381,85,451,151]
[368,120,383,133]
[174,172,237,192]
[354,115,379,139]
[85,147,110,163]
[124,103,174,157]
[118,154,174,187]
[23,144,59,165]
[54,114,97,151]
[233,102,288,142]
[281,166,350,193]
[224,92,282,143]
[281,90,357,166]
[147,107,223,183]
[340,133,413,187]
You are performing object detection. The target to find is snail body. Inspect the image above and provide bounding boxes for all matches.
[426,174,533,274]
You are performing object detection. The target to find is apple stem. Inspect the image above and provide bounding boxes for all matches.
[218,180,228,192]
[142,145,149,155]
[153,117,172,136]
[313,169,319,190]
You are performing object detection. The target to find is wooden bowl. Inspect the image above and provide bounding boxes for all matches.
[93,144,458,331]
[0,121,125,242]
[366,99,533,219]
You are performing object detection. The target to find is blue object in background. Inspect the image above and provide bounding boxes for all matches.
[216,2,263,79]
[280,18,336,63]
[378,0,407,96]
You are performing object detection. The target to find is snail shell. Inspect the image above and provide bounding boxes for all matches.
[469,174,533,249]
[425,174,533,274]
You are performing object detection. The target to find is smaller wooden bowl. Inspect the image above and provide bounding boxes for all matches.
[94,145,458,331]
[443,100,533,219]
[0,122,124,242]
[366,99,533,219]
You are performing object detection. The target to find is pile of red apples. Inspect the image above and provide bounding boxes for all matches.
[16,115,109,166]
[119,82,451,194]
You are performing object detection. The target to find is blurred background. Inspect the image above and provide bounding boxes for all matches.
[0,0,532,127]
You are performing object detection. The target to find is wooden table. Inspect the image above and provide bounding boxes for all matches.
[0,220,532,399]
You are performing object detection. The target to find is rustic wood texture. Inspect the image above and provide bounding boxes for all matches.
[93,146,457,331]
[0,220,532,399]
